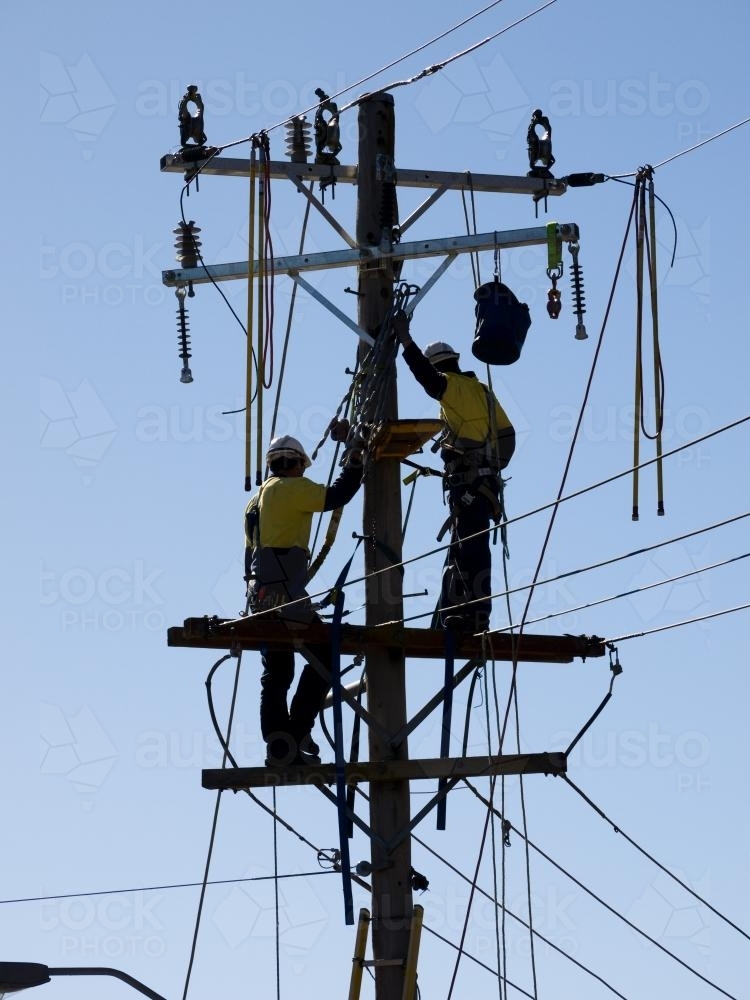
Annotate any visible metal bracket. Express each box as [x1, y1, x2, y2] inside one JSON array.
[[162, 225, 581, 287]]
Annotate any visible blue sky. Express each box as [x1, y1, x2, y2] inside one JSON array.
[[4, 1, 749, 998]]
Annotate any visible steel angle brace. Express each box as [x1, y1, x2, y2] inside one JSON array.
[[390, 658, 484, 749], [315, 783, 389, 850], [385, 777, 463, 854], [318, 773, 459, 858], [399, 182, 450, 236], [287, 174, 357, 248], [288, 271, 374, 346], [437, 628, 456, 831], [403, 253, 457, 317], [297, 642, 390, 743]]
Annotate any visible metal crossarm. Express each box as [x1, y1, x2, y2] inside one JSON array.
[[160, 153, 569, 197], [202, 752, 567, 789], [162, 224, 580, 286], [168, 616, 606, 662]]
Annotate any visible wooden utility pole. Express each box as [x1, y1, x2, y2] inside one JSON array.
[[161, 93, 595, 998], [356, 92, 413, 1000]]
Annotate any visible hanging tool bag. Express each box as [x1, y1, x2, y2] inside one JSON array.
[[471, 279, 531, 366]]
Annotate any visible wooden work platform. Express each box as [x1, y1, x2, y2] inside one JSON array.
[[168, 615, 605, 663], [203, 751, 566, 790], [370, 419, 443, 460]]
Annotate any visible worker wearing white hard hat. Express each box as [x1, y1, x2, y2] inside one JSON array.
[[395, 314, 515, 633], [244, 427, 366, 767]]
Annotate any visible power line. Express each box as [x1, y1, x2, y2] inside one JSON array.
[[608, 600, 750, 643], [610, 115, 750, 177], [411, 830, 632, 1000], [194, 0, 515, 158], [563, 776, 750, 944], [464, 781, 743, 1000], [224, 413, 750, 628], [0, 871, 333, 907], [490, 551, 750, 633], [340, 0, 558, 113], [353, 786, 632, 997], [421, 924, 535, 999], [399, 511, 750, 628]]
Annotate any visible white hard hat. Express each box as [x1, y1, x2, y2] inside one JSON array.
[[425, 341, 459, 365], [266, 435, 312, 468]]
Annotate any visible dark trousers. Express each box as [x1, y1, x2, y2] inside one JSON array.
[[440, 483, 495, 629], [260, 636, 331, 757]]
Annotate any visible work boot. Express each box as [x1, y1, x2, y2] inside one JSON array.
[[264, 734, 306, 768], [298, 733, 322, 765]]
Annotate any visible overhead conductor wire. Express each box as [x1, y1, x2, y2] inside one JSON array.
[[463, 782, 743, 1000], [215, 414, 750, 629]]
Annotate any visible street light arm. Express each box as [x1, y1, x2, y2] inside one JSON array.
[[47, 968, 168, 1000]]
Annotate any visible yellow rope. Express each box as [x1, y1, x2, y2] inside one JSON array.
[[244, 146, 257, 492], [647, 175, 665, 515], [632, 178, 645, 521], [256, 153, 266, 487]]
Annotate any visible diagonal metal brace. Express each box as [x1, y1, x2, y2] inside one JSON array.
[[297, 642, 391, 742], [315, 783, 389, 850], [390, 659, 484, 749], [288, 174, 357, 248], [385, 777, 462, 854], [288, 271, 374, 345]]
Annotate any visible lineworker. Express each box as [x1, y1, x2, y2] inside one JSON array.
[[394, 312, 515, 632], [244, 431, 365, 767]]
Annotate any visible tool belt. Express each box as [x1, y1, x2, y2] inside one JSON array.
[[246, 546, 315, 626]]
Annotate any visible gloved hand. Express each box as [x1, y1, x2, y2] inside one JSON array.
[[328, 417, 351, 443], [341, 422, 370, 468], [392, 309, 412, 347]]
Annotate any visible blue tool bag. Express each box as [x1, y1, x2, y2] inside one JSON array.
[[471, 279, 531, 366]]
